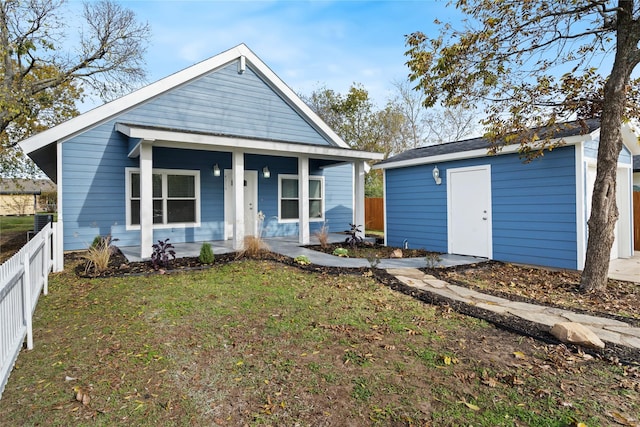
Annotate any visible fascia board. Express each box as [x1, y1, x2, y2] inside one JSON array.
[[19, 44, 348, 154], [117, 124, 383, 162], [373, 134, 590, 170]]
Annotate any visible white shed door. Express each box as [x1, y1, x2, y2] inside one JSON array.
[[447, 165, 492, 258]]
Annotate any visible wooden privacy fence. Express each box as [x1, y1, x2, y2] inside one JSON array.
[[634, 192, 640, 251], [365, 198, 384, 231], [0, 222, 55, 399]]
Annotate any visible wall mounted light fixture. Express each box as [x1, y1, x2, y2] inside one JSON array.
[[263, 166, 271, 178], [212, 164, 221, 177], [432, 165, 442, 185]]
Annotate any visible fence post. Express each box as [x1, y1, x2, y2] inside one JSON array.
[[43, 225, 49, 296], [22, 252, 33, 350]]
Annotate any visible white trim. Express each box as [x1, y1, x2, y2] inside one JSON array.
[[277, 174, 325, 223], [382, 169, 388, 247], [125, 167, 201, 231], [299, 156, 310, 244], [116, 124, 382, 162], [575, 143, 586, 270], [18, 44, 357, 155], [373, 134, 601, 171], [54, 142, 64, 272]]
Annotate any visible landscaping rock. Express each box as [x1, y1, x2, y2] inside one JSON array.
[[390, 249, 403, 258], [550, 322, 605, 349]]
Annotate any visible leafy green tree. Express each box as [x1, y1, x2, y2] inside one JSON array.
[[405, 0, 640, 292], [0, 0, 150, 176]]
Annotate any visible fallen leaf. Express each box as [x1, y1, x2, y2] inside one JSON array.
[[460, 400, 480, 411], [513, 351, 526, 359]]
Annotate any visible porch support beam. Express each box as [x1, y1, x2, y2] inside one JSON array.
[[354, 160, 366, 239], [298, 156, 310, 244], [139, 141, 154, 259], [232, 151, 245, 250]]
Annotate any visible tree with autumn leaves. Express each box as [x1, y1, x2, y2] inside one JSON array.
[[405, 0, 640, 292], [0, 0, 150, 175]]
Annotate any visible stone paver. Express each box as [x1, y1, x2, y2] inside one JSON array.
[[383, 267, 640, 351]]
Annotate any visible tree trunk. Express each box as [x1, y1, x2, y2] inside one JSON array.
[[580, 0, 637, 292]]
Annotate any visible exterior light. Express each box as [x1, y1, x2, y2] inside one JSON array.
[[263, 166, 270, 178], [213, 164, 221, 177], [432, 165, 442, 185]]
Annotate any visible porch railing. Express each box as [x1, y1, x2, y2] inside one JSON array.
[[0, 222, 55, 399]]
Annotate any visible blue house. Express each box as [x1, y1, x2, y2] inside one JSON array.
[[18, 44, 383, 269], [375, 119, 639, 270]]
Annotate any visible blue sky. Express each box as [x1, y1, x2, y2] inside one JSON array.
[[69, 0, 451, 110]]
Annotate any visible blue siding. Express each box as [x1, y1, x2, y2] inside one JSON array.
[[385, 165, 448, 252], [385, 146, 579, 269], [584, 139, 632, 164], [123, 63, 330, 146]]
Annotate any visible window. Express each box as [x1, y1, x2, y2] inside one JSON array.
[[126, 168, 200, 229], [278, 175, 324, 222]]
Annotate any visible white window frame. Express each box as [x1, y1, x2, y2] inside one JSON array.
[[125, 167, 201, 230], [278, 174, 324, 223]]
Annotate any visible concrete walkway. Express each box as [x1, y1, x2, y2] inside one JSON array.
[[387, 267, 640, 351]]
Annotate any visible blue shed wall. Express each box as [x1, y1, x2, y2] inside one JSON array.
[[385, 146, 579, 269]]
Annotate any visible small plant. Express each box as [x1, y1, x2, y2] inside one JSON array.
[[332, 247, 349, 257], [199, 242, 214, 264], [314, 221, 330, 249], [238, 235, 269, 259], [294, 255, 311, 265], [367, 255, 380, 268], [151, 238, 176, 270], [425, 252, 442, 269], [344, 223, 363, 247], [83, 235, 116, 275]]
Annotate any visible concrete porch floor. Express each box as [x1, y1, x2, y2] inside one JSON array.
[[117, 237, 640, 282]]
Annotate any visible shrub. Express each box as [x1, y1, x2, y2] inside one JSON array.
[[314, 222, 330, 249], [425, 252, 442, 269], [332, 247, 349, 257], [83, 235, 114, 275], [344, 223, 363, 247], [199, 242, 215, 264], [238, 235, 270, 259], [294, 255, 311, 265], [151, 238, 176, 270]]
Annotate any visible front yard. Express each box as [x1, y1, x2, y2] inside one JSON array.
[[0, 256, 638, 426]]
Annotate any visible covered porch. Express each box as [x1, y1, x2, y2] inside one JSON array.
[[118, 123, 383, 260]]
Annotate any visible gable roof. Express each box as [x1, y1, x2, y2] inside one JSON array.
[[375, 118, 640, 169], [19, 44, 350, 156]]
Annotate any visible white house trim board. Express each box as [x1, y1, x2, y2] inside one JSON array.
[[116, 124, 383, 162], [54, 142, 64, 272], [18, 44, 352, 156], [139, 142, 153, 259], [232, 151, 245, 250], [298, 156, 310, 244], [575, 143, 587, 270], [354, 161, 366, 237]]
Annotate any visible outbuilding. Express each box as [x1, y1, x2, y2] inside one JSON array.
[[374, 119, 638, 270]]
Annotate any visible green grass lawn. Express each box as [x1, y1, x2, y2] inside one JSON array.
[[0, 258, 636, 426], [0, 214, 37, 232]]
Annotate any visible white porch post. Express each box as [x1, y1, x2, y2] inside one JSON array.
[[298, 156, 310, 244], [139, 141, 153, 259], [54, 143, 64, 272], [354, 161, 366, 238], [232, 151, 245, 250]]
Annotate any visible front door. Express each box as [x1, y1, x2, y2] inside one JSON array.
[[447, 165, 492, 258], [224, 170, 258, 239]]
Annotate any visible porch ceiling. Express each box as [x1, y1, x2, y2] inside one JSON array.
[[117, 123, 384, 163]]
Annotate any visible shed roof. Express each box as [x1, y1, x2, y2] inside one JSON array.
[[376, 119, 603, 169]]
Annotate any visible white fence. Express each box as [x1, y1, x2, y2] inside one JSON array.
[[0, 222, 55, 399]]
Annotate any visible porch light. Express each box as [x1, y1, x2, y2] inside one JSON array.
[[432, 165, 442, 185], [262, 166, 270, 178], [213, 164, 221, 177]]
